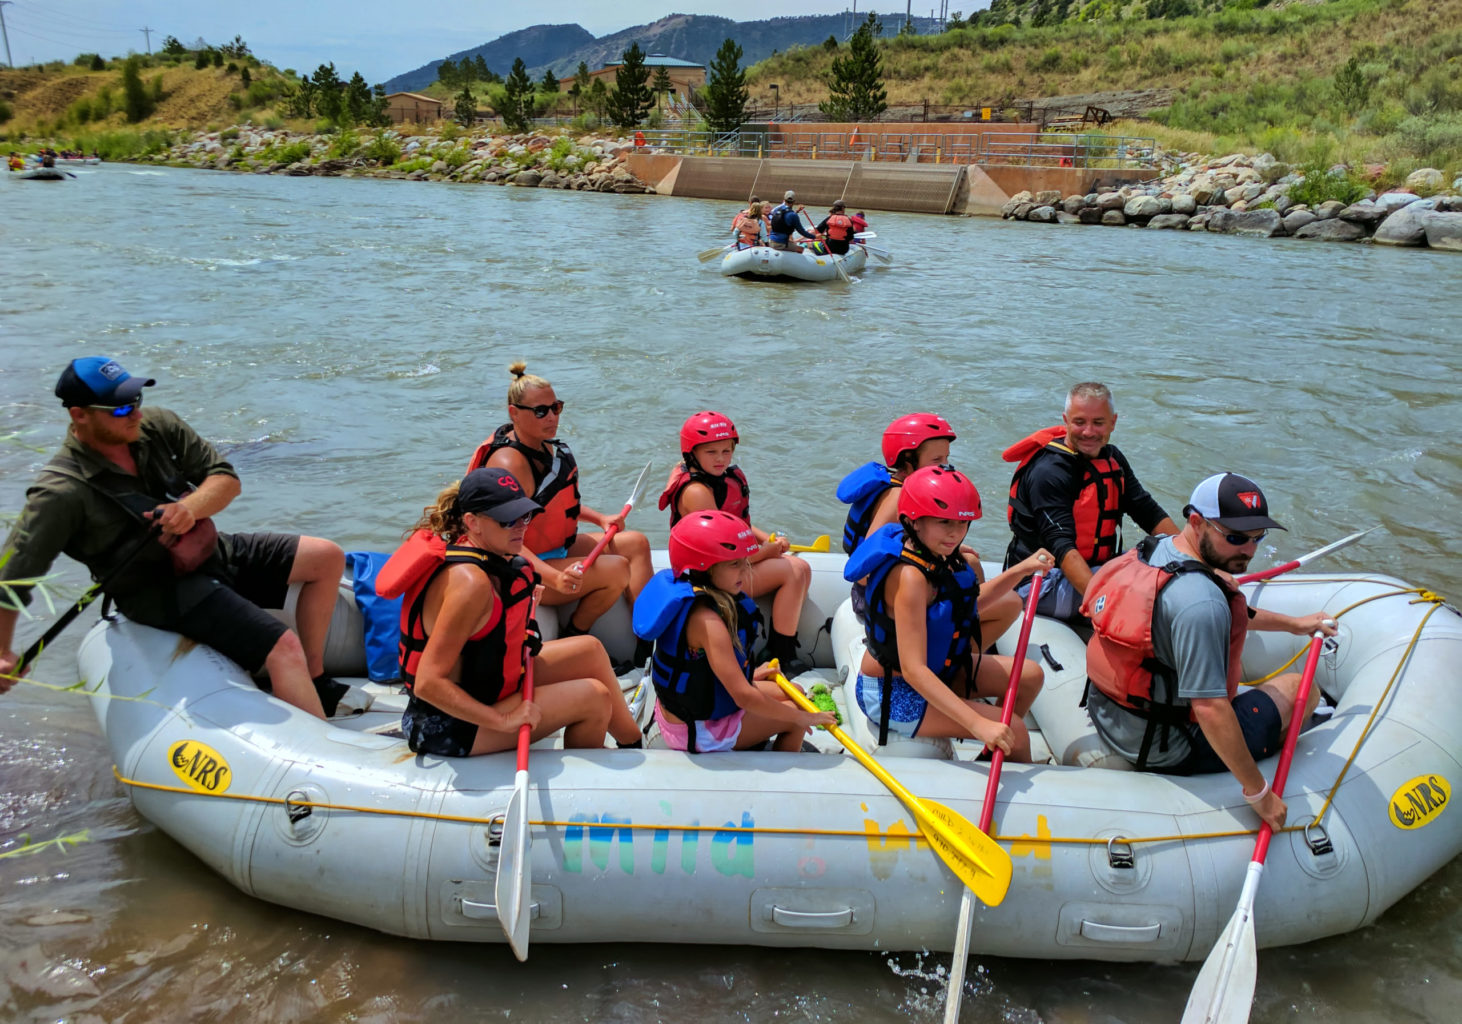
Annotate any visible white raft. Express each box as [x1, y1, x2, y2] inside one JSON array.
[[720, 244, 868, 282], [79, 552, 1461, 958]]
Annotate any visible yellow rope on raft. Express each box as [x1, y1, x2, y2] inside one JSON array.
[[108, 584, 1449, 852]]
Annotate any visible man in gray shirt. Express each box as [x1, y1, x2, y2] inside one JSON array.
[[1083, 472, 1336, 832]]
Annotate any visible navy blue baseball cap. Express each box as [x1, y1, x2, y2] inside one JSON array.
[[55, 357, 155, 408], [456, 468, 541, 525]]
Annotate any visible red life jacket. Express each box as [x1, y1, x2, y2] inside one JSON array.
[[468, 424, 581, 554], [826, 213, 853, 241], [378, 529, 537, 702], [1080, 537, 1248, 769], [1004, 425, 1125, 566], [658, 463, 751, 526]]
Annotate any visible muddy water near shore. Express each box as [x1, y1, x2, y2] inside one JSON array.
[[2, 165, 1460, 1023]]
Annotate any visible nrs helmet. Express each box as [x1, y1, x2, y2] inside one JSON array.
[[897, 465, 982, 521], [669, 510, 759, 576], [680, 411, 739, 457], [881, 413, 957, 468]]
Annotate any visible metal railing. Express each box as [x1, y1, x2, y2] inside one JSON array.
[[976, 132, 1156, 169]]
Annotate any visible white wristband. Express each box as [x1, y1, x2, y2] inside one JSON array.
[[1242, 779, 1271, 805]]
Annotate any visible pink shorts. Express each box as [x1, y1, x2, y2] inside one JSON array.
[[654, 703, 745, 753]]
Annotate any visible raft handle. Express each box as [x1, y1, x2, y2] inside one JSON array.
[[487, 814, 505, 847], [1105, 835, 1135, 870], [285, 791, 312, 825], [1303, 821, 1334, 857], [1039, 643, 1064, 672]]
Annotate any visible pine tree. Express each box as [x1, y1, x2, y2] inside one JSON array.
[[651, 65, 673, 105], [605, 43, 653, 129], [455, 85, 476, 127], [290, 72, 316, 118], [313, 62, 344, 124], [820, 14, 887, 122], [703, 38, 749, 134], [540, 68, 560, 94], [501, 57, 534, 132], [437, 58, 458, 91], [370, 83, 391, 127], [345, 71, 373, 126], [474, 56, 492, 84], [121, 56, 154, 122]]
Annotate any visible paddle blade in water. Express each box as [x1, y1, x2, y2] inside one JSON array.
[[1182, 885, 1259, 1023], [494, 773, 532, 961], [919, 799, 1013, 904]]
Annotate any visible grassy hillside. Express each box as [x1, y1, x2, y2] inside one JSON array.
[[753, 0, 1462, 175]]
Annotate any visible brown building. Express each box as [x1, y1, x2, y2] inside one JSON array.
[[384, 92, 445, 125], [559, 54, 706, 105]]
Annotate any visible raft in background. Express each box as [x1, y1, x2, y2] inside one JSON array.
[[79, 551, 1461, 959]]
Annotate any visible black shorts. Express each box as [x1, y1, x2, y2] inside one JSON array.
[[401, 693, 478, 758], [1178, 689, 1285, 775], [128, 532, 299, 674]]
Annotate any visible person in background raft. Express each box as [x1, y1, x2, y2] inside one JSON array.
[[469, 363, 654, 665], [0, 357, 355, 717], [838, 414, 1022, 642], [661, 411, 813, 675], [732, 201, 767, 249], [1082, 473, 1336, 831], [1003, 382, 1177, 623], [813, 200, 855, 256], [851, 211, 869, 236], [766, 190, 818, 253], [380, 468, 642, 757], [847, 466, 1050, 754], [634, 510, 835, 753]]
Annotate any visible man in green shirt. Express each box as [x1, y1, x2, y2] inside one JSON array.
[[0, 357, 350, 718]]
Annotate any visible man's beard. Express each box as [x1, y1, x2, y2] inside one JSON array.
[[1197, 530, 1251, 575]]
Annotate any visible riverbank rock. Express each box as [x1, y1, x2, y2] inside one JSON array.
[[512, 170, 542, 187], [1147, 214, 1190, 230], [1282, 210, 1317, 234], [1374, 191, 1422, 213], [1101, 210, 1126, 226], [1423, 212, 1462, 251], [1293, 219, 1366, 242], [1124, 195, 1164, 219], [1338, 201, 1387, 226], [1209, 209, 1284, 237], [1405, 168, 1445, 193], [1373, 199, 1437, 246], [1315, 200, 1346, 220]]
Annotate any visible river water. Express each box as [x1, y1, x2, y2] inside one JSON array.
[[2, 164, 1459, 1022]]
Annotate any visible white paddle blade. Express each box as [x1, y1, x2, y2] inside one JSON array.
[[494, 771, 532, 960], [942, 888, 977, 1024], [1182, 863, 1264, 1024]]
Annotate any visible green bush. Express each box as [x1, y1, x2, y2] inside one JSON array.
[[363, 131, 401, 165], [65, 128, 173, 160], [328, 130, 359, 158], [0, 99, 12, 124], [277, 140, 311, 163], [438, 145, 471, 167], [1288, 161, 1368, 207], [221, 126, 241, 141]]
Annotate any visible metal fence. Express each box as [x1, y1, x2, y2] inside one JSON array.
[[634, 128, 1155, 169]]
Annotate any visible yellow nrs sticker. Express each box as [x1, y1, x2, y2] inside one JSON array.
[[1388, 774, 1449, 830], [167, 739, 232, 794]]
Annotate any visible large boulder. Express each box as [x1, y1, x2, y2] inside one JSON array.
[[1282, 210, 1317, 234], [1405, 168, 1445, 193], [1061, 194, 1086, 215], [1293, 219, 1366, 242], [1223, 184, 1249, 205], [1422, 211, 1462, 251], [1206, 209, 1234, 233], [1124, 195, 1164, 219], [1078, 207, 1105, 225], [1035, 189, 1062, 206], [1172, 194, 1197, 216], [1314, 200, 1346, 220], [1097, 191, 1127, 211], [1101, 210, 1126, 226], [1147, 214, 1191, 230], [512, 170, 542, 187], [1217, 209, 1285, 237], [1240, 182, 1265, 203], [1190, 177, 1221, 205], [1338, 201, 1387, 226], [1009, 202, 1035, 220], [1373, 199, 1438, 246], [1028, 205, 1058, 223], [1374, 191, 1421, 213]]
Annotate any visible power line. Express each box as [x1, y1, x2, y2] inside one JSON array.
[[0, 2, 13, 68]]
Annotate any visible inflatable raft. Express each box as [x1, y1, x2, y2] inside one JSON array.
[[16, 167, 67, 181], [720, 245, 867, 282], [78, 551, 1461, 959]]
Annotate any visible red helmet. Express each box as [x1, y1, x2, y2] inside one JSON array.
[[680, 411, 738, 457], [881, 413, 957, 467], [898, 465, 982, 521], [669, 510, 759, 575]]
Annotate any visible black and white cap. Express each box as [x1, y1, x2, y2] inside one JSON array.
[[1184, 472, 1286, 532]]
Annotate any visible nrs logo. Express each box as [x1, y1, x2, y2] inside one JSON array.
[[1388, 774, 1449, 830], [1092, 595, 1107, 614], [168, 739, 232, 794]]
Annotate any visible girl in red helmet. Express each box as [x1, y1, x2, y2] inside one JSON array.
[[632, 511, 836, 753], [659, 411, 813, 674], [839, 413, 1023, 644], [843, 466, 1051, 755]]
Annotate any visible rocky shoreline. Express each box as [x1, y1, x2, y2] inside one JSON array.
[[1001, 153, 1462, 252], [141, 126, 656, 193]]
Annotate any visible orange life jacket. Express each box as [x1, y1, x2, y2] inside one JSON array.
[[1004, 425, 1125, 565], [1080, 537, 1248, 769], [378, 529, 537, 701], [733, 212, 762, 245], [468, 425, 580, 554], [658, 463, 751, 526], [826, 213, 853, 241]]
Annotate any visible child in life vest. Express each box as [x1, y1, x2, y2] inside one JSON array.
[[846, 465, 1050, 754], [659, 411, 814, 675], [381, 468, 642, 757], [633, 511, 836, 753], [732, 201, 767, 248], [839, 413, 1023, 642]]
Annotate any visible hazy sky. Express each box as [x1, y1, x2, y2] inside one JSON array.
[[0, 2, 940, 84]]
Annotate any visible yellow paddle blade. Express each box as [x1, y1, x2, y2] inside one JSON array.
[[770, 669, 1014, 904], [788, 534, 831, 553]]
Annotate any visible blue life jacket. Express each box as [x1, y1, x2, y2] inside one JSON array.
[[836, 461, 895, 555], [633, 569, 762, 751], [345, 550, 404, 682], [844, 523, 981, 744]]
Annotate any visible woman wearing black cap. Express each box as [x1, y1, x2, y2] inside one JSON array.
[[381, 468, 642, 757]]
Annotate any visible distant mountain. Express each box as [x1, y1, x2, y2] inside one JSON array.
[[383, 10, 940, 93]]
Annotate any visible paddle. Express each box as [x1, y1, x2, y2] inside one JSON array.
[[495, 588, 543, 961], [1236, 526, 1377, 585], [767, 533, 831, 554], [854, 231, 877, 240], [1180, 624, 1331, 1024], [575, 459, 654, 572], [943, 569, 1045, 1024], [13, 520, 163, 679], [771, 668, 1013, 903], [697, 242, 736, 262], [798, 211, 853, 283]]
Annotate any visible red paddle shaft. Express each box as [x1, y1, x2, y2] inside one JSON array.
[[1251, 630, 1326, 862], [578, 502, 630, 571], [514, 593, 543, 773], [978, 572, 1045, 833]]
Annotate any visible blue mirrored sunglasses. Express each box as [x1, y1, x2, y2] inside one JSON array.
[[88, 394, 143, 417]]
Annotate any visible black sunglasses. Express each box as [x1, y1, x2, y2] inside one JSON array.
[[88, 394, 143, 418], [513, 400, 564, 419], [1208, 520, 1266, 546]]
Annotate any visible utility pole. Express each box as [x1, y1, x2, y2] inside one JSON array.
[[905, 1, 912, 34], [0, 2, 14, 69], [139, 26, 153, 55]]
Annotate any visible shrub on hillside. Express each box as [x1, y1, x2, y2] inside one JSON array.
[[121, 56, 154, 122], [0, 99, 12, 124], [1288, 162, 1369, 207], [363, 131, 400, 165]]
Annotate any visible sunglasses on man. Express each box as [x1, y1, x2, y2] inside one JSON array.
[[513, 400, 565, 419], [1207, 520, 1266, 547], [88, 394, 144, 418]]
